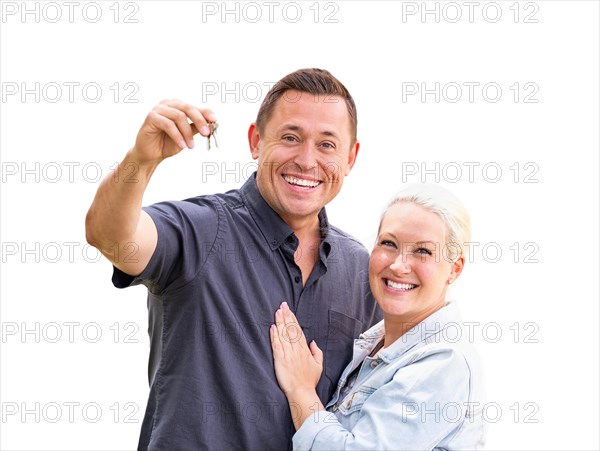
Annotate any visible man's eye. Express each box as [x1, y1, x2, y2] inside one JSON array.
[[321, 142, 335, 149], [282, 135, 298, 142]]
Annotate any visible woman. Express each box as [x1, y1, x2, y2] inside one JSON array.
[[270, 184, 486, 450]]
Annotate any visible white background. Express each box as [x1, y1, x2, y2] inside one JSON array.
[[1, 1, 598, 449]]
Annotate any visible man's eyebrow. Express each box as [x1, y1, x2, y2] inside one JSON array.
[[321, 130, 340, 139], [279, 124, 303, 133], [278, 124, 341, 139]]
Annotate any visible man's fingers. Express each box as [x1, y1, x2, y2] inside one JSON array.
[[146, 111, 187, 150], [153, 104, 197, 149], [193, 108, 218, 135], [159, 99, 216, 137]]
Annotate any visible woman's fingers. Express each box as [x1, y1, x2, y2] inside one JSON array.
[[270, 324, 283, 359], [273, 302, 315, 360], [310, 341, 324, 367], [273, 303, 303, 355], [274, 307, 290, 355], [271, 303, 323, 394], [280, 302, 305, 345]]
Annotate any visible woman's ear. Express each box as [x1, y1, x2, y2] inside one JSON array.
[[448, 256, 465, 284]]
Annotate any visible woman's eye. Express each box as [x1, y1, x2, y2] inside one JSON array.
[[380, 240, 396, 248], [415, 247, 432, 256]]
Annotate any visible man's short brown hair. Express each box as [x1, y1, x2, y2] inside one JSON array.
[[256, 68, 358, 141]]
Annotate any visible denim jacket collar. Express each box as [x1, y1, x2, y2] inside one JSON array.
[[354, 302, 461, 356]]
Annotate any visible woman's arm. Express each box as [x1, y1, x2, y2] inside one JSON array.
[[270, 302, 326, 430], [270, 306, 481, 450], [293, 347, 476, 450]]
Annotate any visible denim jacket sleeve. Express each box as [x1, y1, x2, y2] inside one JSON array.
[[292, 344, 480, 450]]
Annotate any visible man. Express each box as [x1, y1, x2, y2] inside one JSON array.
[[86, 68, 382, 450]]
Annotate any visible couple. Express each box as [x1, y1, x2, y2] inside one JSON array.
[[86, 68, 485, 450]]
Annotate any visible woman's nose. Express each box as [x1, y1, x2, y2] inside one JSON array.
[[389, 253, 411, 273]]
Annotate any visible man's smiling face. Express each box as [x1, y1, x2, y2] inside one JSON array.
[[248, 90, 359, 226]]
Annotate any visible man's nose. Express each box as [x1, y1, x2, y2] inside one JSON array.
[[294, 141, 319, 171]]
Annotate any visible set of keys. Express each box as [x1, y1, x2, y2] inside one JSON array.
[[206, 122, 219, 150]]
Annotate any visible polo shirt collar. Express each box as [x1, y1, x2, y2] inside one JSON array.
[[240, 172, 331, 252]]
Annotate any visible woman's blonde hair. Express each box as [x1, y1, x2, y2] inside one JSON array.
[[382, 184, 472, 262]]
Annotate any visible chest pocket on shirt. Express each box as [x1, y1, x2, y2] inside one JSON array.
[[337, 386, 376, 416], [325, 310, 363, 385]]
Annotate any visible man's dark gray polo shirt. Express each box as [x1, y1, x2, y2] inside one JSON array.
[[113, 173, 382, 451]]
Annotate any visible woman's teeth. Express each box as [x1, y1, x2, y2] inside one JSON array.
[[386, 280, 417, 291]]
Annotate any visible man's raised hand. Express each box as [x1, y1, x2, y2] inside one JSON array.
[[131, 99, 217, 165]]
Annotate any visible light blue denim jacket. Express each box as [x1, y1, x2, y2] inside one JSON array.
[[293, 302, 486, 450]]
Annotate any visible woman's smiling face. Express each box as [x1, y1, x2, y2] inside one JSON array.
[[369, 202, 463, 326]]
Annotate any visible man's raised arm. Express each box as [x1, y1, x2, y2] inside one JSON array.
[[85, 100, 216, 276]]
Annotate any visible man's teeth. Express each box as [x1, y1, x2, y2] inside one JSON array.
[[284, 176, 320, 188], [386, 280, 417, 291]]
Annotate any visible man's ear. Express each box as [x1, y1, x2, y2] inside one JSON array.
[[248, 123, 260, 160], [345, 140, 360, 176]]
